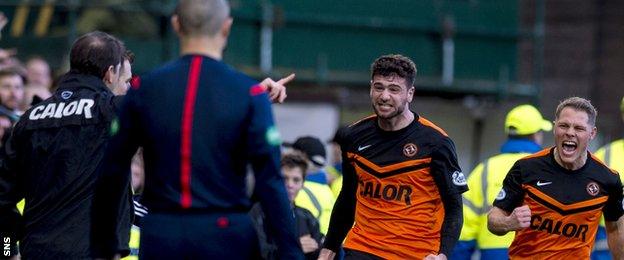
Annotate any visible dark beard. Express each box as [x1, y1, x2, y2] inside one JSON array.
[[372, 103, 403, 119]]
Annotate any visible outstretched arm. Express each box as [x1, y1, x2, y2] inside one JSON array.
[[260, 73, 295, 104], [247, 84, 302, 259]]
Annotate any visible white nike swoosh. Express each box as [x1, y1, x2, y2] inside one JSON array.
[[358, 144, 372, 151], [536, 181, 552, 186]]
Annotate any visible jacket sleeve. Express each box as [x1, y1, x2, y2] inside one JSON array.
[[91, 91, 141, 258], [0, 126, 24, 257], [246, 87, 303, 260], [303, 208, 323, 259], [303, 208, 324, 247]]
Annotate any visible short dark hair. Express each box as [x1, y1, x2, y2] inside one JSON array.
[[370, 54, 417, 87], [0, 66, 26, 84], [69, 31, 126, 78], [281, 151, 308, 179], [174, 0, 230, 36], [555, 97, 597, 126], [125, 50, 135, 64], [121, 50, 135, 74]]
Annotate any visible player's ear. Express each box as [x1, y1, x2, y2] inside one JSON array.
[[103, 65, 115, 84], [171, 15, 182, 36], [589, 126, 597, 140], [221, 17, 233, 38]]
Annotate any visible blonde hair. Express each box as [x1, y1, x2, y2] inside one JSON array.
[[555, 97, 597, 126]]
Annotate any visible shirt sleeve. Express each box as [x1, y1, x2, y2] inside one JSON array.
[[246, 86, 303, 260], [431, 137, 468, 195], [492, 161, 525, 213], [430, 137, 466, 255], [323, 136, 358, 253], [602, 174, 624, 222]]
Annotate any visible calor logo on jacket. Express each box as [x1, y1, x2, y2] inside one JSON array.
[[29, 99, 95, 120]]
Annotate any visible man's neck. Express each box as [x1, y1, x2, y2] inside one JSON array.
[[377, 110, 415, 131], [553, 147, 587, 171], [179, 36, 223, 60]]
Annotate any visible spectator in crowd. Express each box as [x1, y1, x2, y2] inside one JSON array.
[[0, 48, 21, 71], [327, 126, 346, 197], [251, 151, 324, 260], [0, 11, 6, 39], [290, 136, 329, 184], [131, 148, 145, 195], [123, 148, 147, 260], [0, 113, 12, 145], [451, 104, 551, 260], [22, 57, 53, 110], [0, 67, 25, 115], [25, 57, 52, 89], [288, 136, 336, 235]]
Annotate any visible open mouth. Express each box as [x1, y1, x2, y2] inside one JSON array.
[[377, 103, 392, 109], [561, 141, 577, 155]]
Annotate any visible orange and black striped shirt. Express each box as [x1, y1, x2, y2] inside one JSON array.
[[323, 114, 468, 259], [493, 148, 624, 259]]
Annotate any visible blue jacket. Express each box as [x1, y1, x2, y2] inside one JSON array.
[[92, 55, 302, 258]]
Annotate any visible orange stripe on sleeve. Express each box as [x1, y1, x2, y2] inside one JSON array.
[[520, 148, 551, 160], [418, 117, 448, 137]]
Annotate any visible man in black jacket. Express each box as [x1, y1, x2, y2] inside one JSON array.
[[0, 31, 133, 259]]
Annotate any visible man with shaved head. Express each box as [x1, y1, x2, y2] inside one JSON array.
[[92, 0, 302, 259]]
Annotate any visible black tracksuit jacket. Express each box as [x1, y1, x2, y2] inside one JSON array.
[[0, 72, 131, 259]]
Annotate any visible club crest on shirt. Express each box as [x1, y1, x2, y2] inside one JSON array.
[[403, 143, 417, 157], [495, 189, 506, 200], [452, 171, 467, 186], [586, 182, 600, 196]]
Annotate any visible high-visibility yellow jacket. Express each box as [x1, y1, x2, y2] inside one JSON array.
[[17, 199, 24, 214], [121, 225, 140, 260], [330, 175, 342, 198], [595, 139, 624, 182], [460, 153, 530, 248], [593, 139, 624, 252], [295, 181, 336, 235]]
